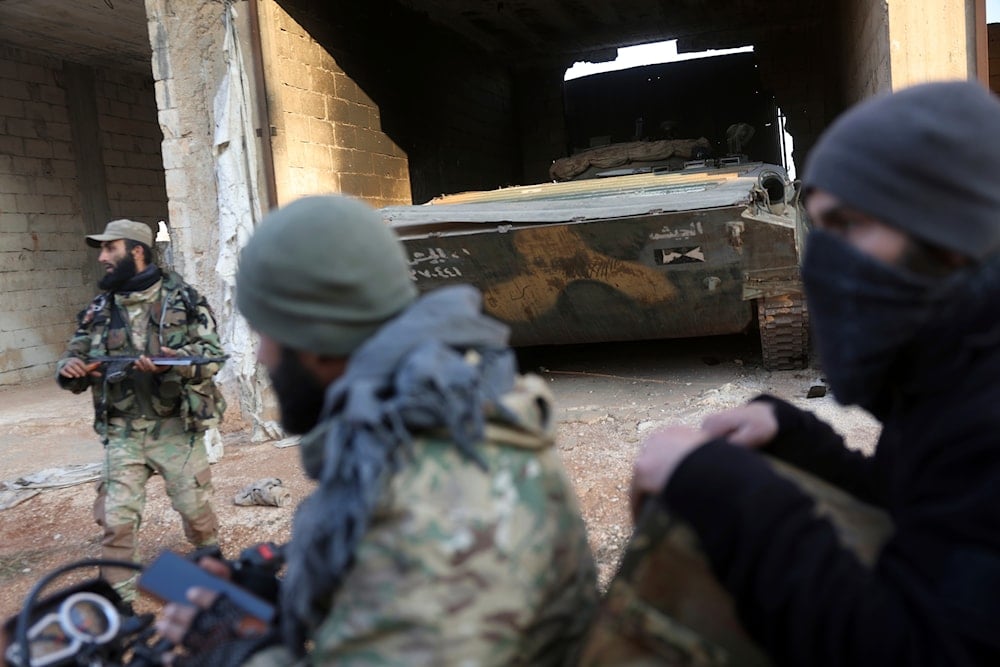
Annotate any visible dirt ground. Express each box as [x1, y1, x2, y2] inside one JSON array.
[[0, 334, 881, 623]]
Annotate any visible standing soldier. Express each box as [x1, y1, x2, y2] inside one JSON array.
[[56, 219, 226, 605]]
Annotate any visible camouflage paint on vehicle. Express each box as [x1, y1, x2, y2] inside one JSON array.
[[381, 163, 809, 370]]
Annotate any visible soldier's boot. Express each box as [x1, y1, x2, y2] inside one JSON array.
[[99, 523, 139, 604], [576, 456, 893, 667], [181, 506, 220, 552]]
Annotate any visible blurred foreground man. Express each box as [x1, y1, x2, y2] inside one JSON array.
[[159, 195, 597, 666], [57, 219, 224, 604], [629, 81, 1000, 665]]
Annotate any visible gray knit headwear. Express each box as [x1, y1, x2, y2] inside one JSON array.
[[802, 81, 1000, 261], [236, 195, 418, 355]]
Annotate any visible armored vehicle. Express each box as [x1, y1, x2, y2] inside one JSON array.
[[380, 160, 809, 370]]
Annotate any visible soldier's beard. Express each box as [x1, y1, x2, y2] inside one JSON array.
[[98, 255, 138, 292], [269, 347, 327, 435]]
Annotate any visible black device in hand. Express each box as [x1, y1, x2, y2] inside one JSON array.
[[137, 551, 275, 625]]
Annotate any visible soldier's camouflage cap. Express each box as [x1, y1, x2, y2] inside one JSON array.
[[86, 219, 154, 248]]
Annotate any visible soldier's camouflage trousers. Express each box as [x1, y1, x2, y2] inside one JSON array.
[[576, 456, 894, 667], [93, 416, 219, 602]]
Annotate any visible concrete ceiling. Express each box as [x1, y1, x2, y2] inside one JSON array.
[[0, 0, 821, 77], [389, 0, 821, 65], [0, 0, 150, 73]]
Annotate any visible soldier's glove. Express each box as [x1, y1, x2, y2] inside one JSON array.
[[180, 594, 270, 655]]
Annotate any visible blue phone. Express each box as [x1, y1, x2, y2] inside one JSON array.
[[137, 550, 275, 624]]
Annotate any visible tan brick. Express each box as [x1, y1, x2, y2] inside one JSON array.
[[33, 177, 73, 196], [310, 67, 337, 96], [17, 62, 49, 84], [327, 96, 351, 124], [333, 73, 359, 101], [308, 117, 336, 145], [44, 195, 74, 215], [282, 113, 311, 141], [302, 142, 331, 168], [0, 96, 25, 117], [335, 123, 359, 148], [23, 139, 53, 159], [6, 118, 37, 138], [49, 159, 76, 178], [344, 102, 371, 128], [36, 84, 65, 106], [300, 90, 327, 119], [282, 64, 312, 91], [46, 123, 72, 143], [14, 194, 44, 213]]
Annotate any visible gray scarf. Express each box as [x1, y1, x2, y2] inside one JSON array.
[[279, 285, 517, 650]]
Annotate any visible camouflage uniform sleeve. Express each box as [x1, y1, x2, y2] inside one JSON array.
[[308, 438, 598, 666], [171, 285, 226, 380], [55, 306, 97, 394]]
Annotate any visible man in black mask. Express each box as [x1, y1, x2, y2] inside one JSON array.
[[628, 80, 1000, 665], [57, 219, 226, 605]]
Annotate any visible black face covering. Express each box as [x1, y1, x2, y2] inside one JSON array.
[[801, 229, 944, 418]]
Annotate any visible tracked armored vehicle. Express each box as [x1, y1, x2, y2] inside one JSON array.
[[380, 160, 809, 370]]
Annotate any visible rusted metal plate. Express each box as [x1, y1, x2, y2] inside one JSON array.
[[381, 163, 805, 350]]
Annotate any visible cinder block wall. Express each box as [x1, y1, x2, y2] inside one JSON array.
[[262, 1, 412, 208], [97, 71, 170, 222], [0, 46, 167, 386], [260, 0, 521, 206]]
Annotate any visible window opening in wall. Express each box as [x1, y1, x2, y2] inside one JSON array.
[[777, 107, 796, 180], [155, 220, 174, 271], [156, 220, 171, 243], [565, 39, 753, 81]]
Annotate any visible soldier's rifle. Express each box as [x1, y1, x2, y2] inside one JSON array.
[[84, 355, 229, 383]]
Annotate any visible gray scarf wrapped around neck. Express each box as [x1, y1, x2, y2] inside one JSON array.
[[280, 285, 518, 650]]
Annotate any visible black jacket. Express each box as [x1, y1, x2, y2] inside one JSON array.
[[662, 286, 1000, 665]]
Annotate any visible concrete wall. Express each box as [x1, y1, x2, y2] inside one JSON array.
[[887, 0, 975, 88], [840, 0, 891, 104], [0, 45, 167, 386], [259, 0, 411, 207]]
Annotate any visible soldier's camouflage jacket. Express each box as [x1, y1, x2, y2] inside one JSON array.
[[245, 374, 599, 667], [56, 270, 226, 436]]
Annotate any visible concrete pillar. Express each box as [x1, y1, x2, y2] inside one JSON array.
[[144, 0, 274, 440], [887, 0, 977, 88]]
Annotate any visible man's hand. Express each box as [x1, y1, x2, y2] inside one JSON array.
[[630, 425, 709, 520], [134, 346, 179, 374], [59, 357, 103, 379], [155, 557, 232, 649], [157, 587, 221, 648], [700, 402, 779, 448]]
